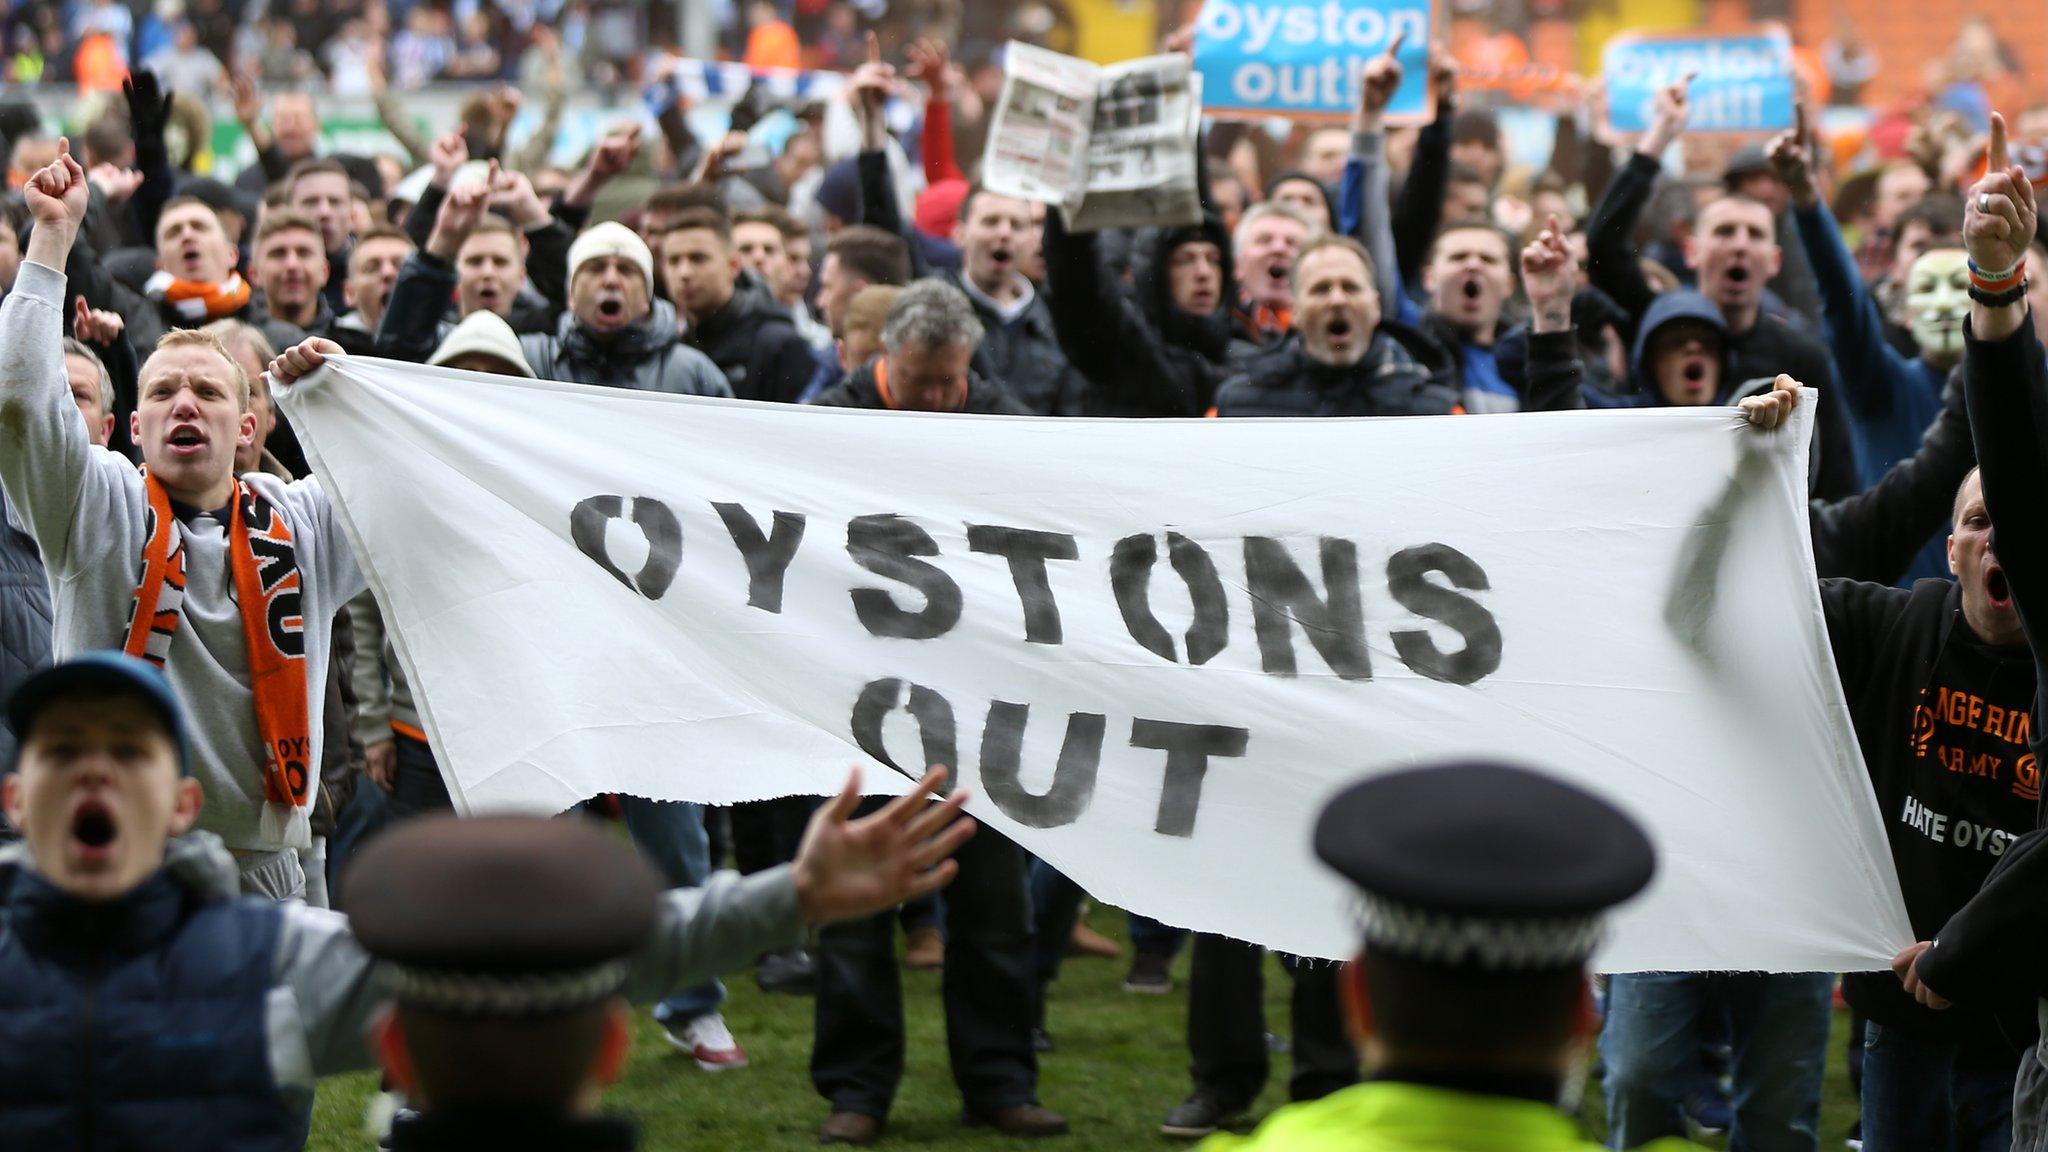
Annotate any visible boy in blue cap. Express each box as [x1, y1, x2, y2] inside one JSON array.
[[0, 651, 977, 1151]]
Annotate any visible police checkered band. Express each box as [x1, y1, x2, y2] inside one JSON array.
[[387, 959, 632, 1016], [1356, 893, 1606, 971]]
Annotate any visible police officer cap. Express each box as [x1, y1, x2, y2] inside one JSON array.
[[1314, 760, 1656, 971], [341, 814, 663, 1016]]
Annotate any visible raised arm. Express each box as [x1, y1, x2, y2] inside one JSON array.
[[376, 180, 485, 361], [1521, 215, 1589, 411], [368, 48, 434, 169], [1961, 113, 2048, 680], [507, 34, 570, 176], [1809, 370, 1973, 582], [1340, 33, 1407, 313], [1772, 104, 1930, 427], [1390, 45, 1458, 291], [1908, 120, 2048, 1014], [906, 39, 964, 184], [849, 38, 932, 278], [559, 124, 643, 218], [487, 165, 570, 314], [124, 71, 176, 247], [1586, 73, 1693, 331], [1041, 210, 1198, 415]]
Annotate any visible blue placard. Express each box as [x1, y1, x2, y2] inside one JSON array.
[[1603, 28, 1796, 135], [1194, 0, 1432, 122]]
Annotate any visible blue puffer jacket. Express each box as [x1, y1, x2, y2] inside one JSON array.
[[0, 839, 296, 1151], [0, 487, 51, 773]]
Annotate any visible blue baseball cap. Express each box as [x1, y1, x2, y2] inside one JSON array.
[[6, 653, 191, 775]]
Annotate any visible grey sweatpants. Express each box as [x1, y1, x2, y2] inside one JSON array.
[[235, 847, 308, 902]]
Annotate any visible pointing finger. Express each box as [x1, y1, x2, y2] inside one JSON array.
[[1384, 28, 1405, 60], [865, 30, 881, 67], [1795, 101, 1809, 147], [1989, 112, 2009, 176]]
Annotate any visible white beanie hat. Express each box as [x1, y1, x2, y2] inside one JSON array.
[[567, 221, 655, 291], [428, 310, 536, 377]]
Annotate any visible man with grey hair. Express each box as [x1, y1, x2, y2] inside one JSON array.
[[802, 277, 1055, 1145], [807, 279, 1031, 414]]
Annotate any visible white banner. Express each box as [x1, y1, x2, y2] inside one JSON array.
[[278, 358, 1912, 971]]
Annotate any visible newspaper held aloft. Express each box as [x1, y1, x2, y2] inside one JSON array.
[[981, 42, 1204, 233]]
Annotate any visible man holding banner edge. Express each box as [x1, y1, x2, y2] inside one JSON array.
[[1729, 112, 2043, 1152]]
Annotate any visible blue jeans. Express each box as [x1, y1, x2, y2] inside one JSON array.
[[324, 766, 390, 893], [1601, 972, 1831, 1151], [615, 796, 724, 1023], [1860, 1021, 2015, 1152]]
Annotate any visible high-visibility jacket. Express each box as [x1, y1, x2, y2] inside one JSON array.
[[1197, 1081, 1710, 1152]]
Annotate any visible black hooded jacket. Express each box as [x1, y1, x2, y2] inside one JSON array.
[[1042, 211, 1234, 417], [1826, 575, 2038, 1043], [806, 357, 1033, 415], [1896, 321, 2048, 1045], [681, 270, 818, 403]]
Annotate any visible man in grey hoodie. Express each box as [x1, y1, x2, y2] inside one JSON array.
[[0, 141, 359, 898]]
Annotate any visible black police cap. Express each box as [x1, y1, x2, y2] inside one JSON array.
[[341, 815, 663, 1016], [1314, 761, 1656, 970]]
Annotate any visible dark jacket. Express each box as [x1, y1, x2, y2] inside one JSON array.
[[1586, 153, 1859, 499], [1910, 315, 2048, 1038], [1392, 96, 1455, 297], [1042, 210, 1233, 417], [1211, 332, 1460, 418], [402, 183, 575, 324], [1626, 291, 1729, 402], [519, 302, 732, 396], [0, 487, 49, 774], [1494, 287, 1636, 406], [0, 848, 292, 1150], [807, 357, 1033, 414], [1811, 371, 1974, 586], [851, 148, 1091, 415], [682, 271, 819, 403], [949, 272, 1092, 416], [372, 251, 563, 365]]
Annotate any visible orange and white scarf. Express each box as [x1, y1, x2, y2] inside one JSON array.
[[126, 471, 312, 848], [143, 270, 254, 322]]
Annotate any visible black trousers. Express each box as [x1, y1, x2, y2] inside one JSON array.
[[389, 733, 454, 820], [1187, 934, 1358, 1107], [729, 795, 816, 875], [811, 799, 1040, 1118]]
